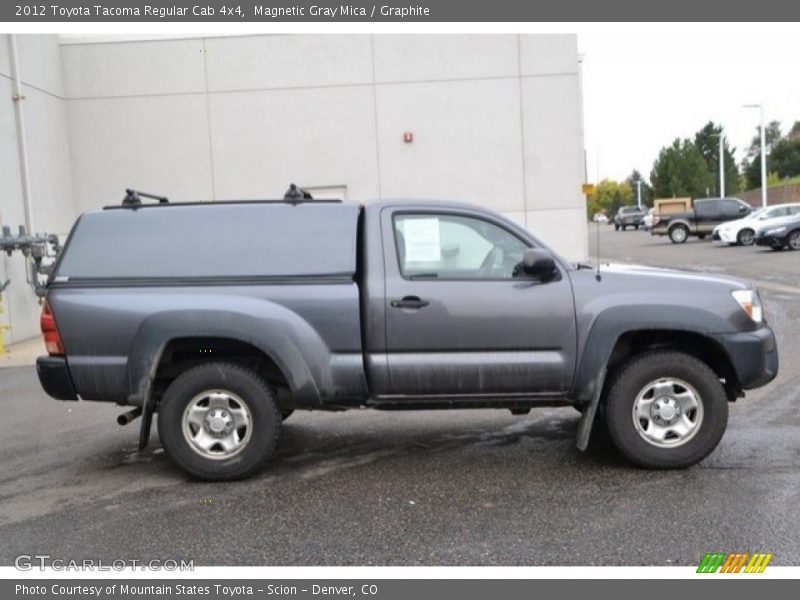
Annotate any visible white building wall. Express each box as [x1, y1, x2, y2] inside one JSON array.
[[0, 33, 587, 345], [0, 35, 75, 346]]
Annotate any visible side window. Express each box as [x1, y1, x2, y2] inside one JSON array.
[[789, 206, 800, 216], [720, 200, 744, 217], [768, 207, 788, 219], [695, 201, 717, 217], [393, 214, 529, 280]]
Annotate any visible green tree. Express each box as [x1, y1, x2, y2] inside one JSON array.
[[625, 170, 654, 207], [745, 120, 782, 160], [743, 156, 762, 190], [769, 138, 800, 179], [586, 179, 633, 219], [693, 122, 740, 195], [650, 138, 713, 199]]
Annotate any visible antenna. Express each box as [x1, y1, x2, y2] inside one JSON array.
[[595, 217, 602, 282]]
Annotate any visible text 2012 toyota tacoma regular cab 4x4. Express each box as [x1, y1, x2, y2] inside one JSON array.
[[36, 193, 778, 480]]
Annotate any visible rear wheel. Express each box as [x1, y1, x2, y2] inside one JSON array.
[[604, 351, 728, 469], [737, 228, 755, 246], [788, 230, 800, 251], [157, 362, 281, 481], [669, 225, 689, 244]]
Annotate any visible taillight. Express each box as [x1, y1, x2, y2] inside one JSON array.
[[41, 300, 66, 355]]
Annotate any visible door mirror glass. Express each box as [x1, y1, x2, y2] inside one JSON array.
[[522, 249, 557, 280]]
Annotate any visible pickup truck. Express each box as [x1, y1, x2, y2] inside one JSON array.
[[613, 205, 647, 231], [36, 195, 778, 480], [651, 197, 753, 243]]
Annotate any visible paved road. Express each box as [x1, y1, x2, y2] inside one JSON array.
[[1, 229, 798, 566]]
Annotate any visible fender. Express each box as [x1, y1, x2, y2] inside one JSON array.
[[123, 288, 370, 408], [572, 304, 737, 450], [666, 219, 692, 231]]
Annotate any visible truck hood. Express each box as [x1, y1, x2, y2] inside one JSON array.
[[596, 262, 751, 291], [570, 262, 757, 334]]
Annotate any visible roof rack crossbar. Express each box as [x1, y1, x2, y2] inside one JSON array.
[[123, 189, 169, 206]]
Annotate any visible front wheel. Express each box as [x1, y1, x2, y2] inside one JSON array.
[[737, 229, 755, 246], [788, 230, 800, 251], [157, 363, 281, 481], [604, 351, 728, 469]]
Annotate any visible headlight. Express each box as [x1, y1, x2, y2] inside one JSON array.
[[764, 226, 787, 236], [732, 289, 763, 323]]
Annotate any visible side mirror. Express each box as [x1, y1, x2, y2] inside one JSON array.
[[522, 249, 557, 280], [739, 205, 749, 213]]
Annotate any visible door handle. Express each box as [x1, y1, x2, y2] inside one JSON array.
[[391, 296, 429, 309]]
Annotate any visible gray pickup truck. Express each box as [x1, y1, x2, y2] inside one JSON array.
[[36, 195, 778, 480]]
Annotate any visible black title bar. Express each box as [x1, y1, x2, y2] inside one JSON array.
[[4, 0, 800, 22]]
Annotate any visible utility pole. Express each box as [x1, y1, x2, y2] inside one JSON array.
[[743, 104, 768, 208]]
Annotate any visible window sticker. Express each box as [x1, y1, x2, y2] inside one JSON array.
[[403, 218, 441, 262]]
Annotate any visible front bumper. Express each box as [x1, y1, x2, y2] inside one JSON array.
[[36, 356, 79, 401], [713, 325, 779, 390], [715, 229, 736, 243], [755, 234, 785, 248]]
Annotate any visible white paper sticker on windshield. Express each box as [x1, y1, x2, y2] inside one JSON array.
[[403, 218, 441, 262]]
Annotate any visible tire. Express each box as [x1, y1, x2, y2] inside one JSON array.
[[788, 230, 800, 251], [604, 351, 728, 469], [614, 224, 620, 231], [771, 245, 785, 251], [737, 228, 755, 246], [635, 225, 640, 230], [622, 225, 627, 231], [669, 224, 689, 244], [157, 362, 281, 481]]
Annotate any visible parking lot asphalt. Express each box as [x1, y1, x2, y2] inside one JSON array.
[[1, 228, 798, 566]]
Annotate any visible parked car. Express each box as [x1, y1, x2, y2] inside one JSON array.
[[593, 212, 609, 224], [651, 197, 752, 244], [614, 205, 647, 230], [643, 208, 656, 231], [37, 192, 778, 480], [754, 212, 800, 251], [713, 203, 800, 246]]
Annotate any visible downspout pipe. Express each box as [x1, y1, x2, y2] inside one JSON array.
[[8, 34, 35, 235]]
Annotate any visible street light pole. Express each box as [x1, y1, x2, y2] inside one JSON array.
[[635, 179, 642, 208], [718, 134, 725, 198], [744, 104, 768, 208], [711, 132, 726, 197]]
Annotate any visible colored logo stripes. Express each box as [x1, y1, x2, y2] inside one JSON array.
[[697, 552, 773, 573]]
